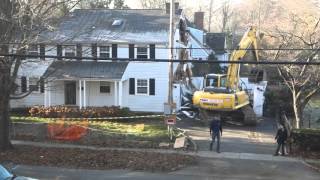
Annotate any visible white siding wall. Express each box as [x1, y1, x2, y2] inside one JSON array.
[[50, 80, 65, 106], [189, 37, 209, 60], [118, 46, 129, 58], [121, 47, 169, 112], [82, 46, 91, 58], [49, 80, 116, 106], [10, 93, 44, 108], [85, 81, 115, 106]]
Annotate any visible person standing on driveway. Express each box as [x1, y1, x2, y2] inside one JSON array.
[[274, 124, 288, 156], [210, 116, 223, 153]]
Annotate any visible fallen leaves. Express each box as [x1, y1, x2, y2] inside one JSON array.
[[0, 145, 196, 172]]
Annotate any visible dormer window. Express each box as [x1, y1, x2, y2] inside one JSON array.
[[112, 19, 123, 26], [63, 45, 76, 57]]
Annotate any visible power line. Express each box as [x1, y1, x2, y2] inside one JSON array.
[[1, 53, 320, 65], [1, 43, 319, 51]]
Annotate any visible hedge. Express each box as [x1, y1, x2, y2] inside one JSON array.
[[291, 128, 320, 151]]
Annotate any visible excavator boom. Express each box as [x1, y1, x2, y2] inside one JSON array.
[[226, 26, 259, 90]]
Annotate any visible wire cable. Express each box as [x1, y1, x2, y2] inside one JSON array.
[[1, 53, 320, 65]]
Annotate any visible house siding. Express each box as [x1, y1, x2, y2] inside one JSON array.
[[11, 93, 44, 108], [121, 47, 169, 112], [48, 80, 116, 107]]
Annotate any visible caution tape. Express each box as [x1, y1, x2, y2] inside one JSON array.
[[11, 114, 165, 122]]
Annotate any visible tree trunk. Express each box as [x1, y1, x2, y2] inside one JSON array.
[[292, 95, 301, 129], [0, 65, 13, 151]]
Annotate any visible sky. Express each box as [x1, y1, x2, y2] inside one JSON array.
[[125, 0, 243, 9]]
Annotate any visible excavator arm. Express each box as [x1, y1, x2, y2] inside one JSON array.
[[226, 26, 259, 90]]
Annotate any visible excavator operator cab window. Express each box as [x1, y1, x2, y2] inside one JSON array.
[[220, 76, 227, 87], [205, 77, 219, 87]]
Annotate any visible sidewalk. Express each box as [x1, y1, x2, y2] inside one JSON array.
[[12, 140, 300, 162]]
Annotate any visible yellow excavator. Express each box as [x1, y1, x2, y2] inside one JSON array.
[[192, 26, 263, 125]]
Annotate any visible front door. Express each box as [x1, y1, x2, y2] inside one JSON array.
[[65, 81, 76, 105]]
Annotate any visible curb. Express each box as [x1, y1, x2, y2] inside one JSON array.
[[11, 140, 300, 162], [301, 159, 320, 172]]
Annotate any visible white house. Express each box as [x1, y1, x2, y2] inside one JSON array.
[[11, 6, 208, 113]]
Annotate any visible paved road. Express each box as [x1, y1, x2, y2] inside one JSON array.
[[177, 117, 277, 154], [10, 158, 320, 180]]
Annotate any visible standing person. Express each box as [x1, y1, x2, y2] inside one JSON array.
[[274, 124, 288, 156], [210, 115, 223, 153]]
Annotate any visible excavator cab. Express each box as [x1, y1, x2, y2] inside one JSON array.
[[203, 74, 233, 94], [204, 74, 226, 88]]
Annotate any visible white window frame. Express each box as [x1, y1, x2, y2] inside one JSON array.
[[136, 46, 149, 59], [98, 46, 111, 60], [100, 81, 111, 94], [28, 77, 40, 93], [63, 45, 76, 57], [136, 79, 149, 95]]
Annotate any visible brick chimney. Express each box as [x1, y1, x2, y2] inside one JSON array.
[[166, 2, 180, 14], [194, 12, 204, 30]]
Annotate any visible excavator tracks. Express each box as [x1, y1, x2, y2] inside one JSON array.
[[241, 105, 258, 126]]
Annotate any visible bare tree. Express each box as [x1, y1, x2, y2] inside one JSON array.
[[79, 0, 128, 9], [0, 0, 79, 151], [220, 0, 232, 32], [139, 0, 167, 9], [267, 15, 320, 129]]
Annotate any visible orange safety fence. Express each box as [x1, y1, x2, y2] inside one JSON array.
[[47, 120, 89, 141]]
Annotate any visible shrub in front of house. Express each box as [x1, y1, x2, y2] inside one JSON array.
[[29, 106, 133, 118], [291, 128, 320, 151]]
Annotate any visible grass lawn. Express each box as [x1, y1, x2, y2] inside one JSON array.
[[11, 116, 168, 140]]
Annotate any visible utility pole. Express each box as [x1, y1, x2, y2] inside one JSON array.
[[208, 0, 214, 32], [167, 0, 175, 114]]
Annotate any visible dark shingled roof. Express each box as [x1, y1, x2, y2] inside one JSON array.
[[43, 61, 128, 80], [40, 9, 172, 44], [205, 33, 226, 54]]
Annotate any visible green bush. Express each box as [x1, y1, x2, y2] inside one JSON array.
[[291, 128, 320, 151]]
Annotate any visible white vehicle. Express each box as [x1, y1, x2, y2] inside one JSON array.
[[0, 165, 38, 180]]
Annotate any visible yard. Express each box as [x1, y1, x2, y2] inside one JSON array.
[[10, 115, 172, 149]]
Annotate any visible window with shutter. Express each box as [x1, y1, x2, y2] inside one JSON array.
[[98, 46, 110, 59], [28, 45, 39, 59], [29, 77, 40, 92], [137, 47, 148, 59], [63, 45, 76, 57], [136, 79, 148, 95]]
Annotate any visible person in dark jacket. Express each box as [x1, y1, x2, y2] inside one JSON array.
[[274, 124, 288, 156], [210, 116, 223, 153]]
